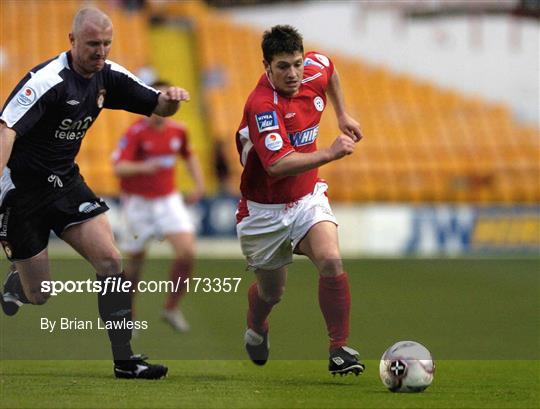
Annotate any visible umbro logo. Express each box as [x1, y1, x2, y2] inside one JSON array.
[[66, 99, 80, 106], [285, 112, 296, 119]]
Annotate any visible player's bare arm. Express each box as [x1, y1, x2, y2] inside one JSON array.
[[153, 87, 190, 117], [114, 159, 161, 177], [267, 134, 355, 177], [0, 123, 16, 174], [184, 155, 205, 204], [327, 69, 363, 142]]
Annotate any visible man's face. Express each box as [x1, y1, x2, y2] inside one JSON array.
[[69, 22, 113, 77], [265, 51, 304, 96]]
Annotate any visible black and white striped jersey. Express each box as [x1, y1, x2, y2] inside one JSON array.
[[0, 51, 160, 210]]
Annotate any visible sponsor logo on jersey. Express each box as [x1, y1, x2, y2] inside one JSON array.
[[304, 57, 324, 69], [170, 137, 181, 151], [264, 132, 283, 151], [288, 125, 319, 147], [256, 111, 279, 133], [155, 155, 176, 168], [118, 136, 128, 150], [313, 96, 324, 112], [97, 88, 106, 109], [78, 201, 101, 214], [54, 116, 94, 141], [16, 87, 36, 106]]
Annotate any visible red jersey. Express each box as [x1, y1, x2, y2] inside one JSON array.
[[113, 118, 192, 198], [236, 51, 335, 204]]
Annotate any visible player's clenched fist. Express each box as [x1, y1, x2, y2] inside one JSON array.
[[154, 87, 190, 116], [338, 113, 363, 142], [329, 134, 356, 160], [162, 87, 190, 102]]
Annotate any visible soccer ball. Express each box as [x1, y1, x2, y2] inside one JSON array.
[[379, 340, 435, 393]]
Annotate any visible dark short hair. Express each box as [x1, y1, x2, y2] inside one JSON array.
[[151, 79, 171, 88], [262, 25, 304, 63]]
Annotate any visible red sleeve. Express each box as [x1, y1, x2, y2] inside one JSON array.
[[247, 99, 294, 169], [304, 51, 335, 89], [114, 123, 140, 163]]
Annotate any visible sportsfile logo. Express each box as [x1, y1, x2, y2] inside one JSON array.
[[288, 125, 319, 147], [255, 111, 279, 133]]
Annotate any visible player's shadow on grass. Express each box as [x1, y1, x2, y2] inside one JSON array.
[[299, 379, 365, 387], [2, 371, 113, 380], [174, 374, 230, 382], [173, 373, 361, 387]]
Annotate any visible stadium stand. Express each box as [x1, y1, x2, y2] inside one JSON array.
[[1, 0, 538, 203], [180, 3, 539, 204]]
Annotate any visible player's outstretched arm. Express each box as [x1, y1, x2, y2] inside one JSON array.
[[267, 134, 355, 177], [327, 69, 363, 142], [114, 159, 160, 177], [153, 87, 190, 117], [0, 123, 16, 175]]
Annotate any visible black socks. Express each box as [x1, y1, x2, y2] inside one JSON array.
[[96, 273, 133, 361]]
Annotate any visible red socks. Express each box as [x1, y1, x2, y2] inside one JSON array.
[[319, 273, 351, 351], [247, 282, 274, 334], [246, 272, 351, 350], [164, 259, 193, 311]]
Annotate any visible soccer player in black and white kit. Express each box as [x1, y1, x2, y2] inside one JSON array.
[[0, 7, 189, 379]]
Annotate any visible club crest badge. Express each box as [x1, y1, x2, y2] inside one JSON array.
[[313, 96, 324, 112]]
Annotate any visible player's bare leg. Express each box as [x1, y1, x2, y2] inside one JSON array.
[[245, 266, 287, 365], [161, 232, 195, 332], [298, 221, 364, 376], [61, 214, 122, 276], [1, 250, 51, 315], [124, 251, 146, 287], [297, 221, 342, 277], [61, 214, 167, 379]]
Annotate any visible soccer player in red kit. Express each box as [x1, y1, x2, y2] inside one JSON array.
[[235, 25, 364, 375], [113, 81, 204, 332]]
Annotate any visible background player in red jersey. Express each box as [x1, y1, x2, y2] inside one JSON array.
[[113, 80, 205, 332], [236, 25, 364, 375]]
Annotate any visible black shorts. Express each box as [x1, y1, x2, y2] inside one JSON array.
[[0, 181, 109, 261]]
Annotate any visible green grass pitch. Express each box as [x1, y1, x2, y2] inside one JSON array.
[[1, 258, 538, 408]]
